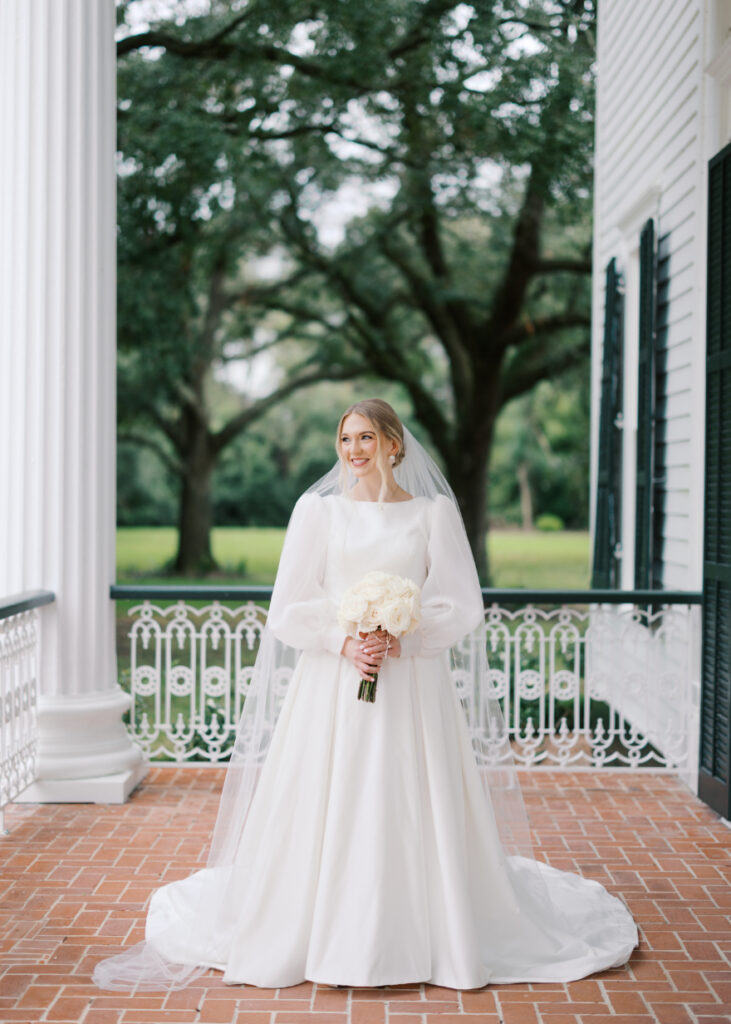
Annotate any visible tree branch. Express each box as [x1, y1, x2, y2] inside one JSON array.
[[200, 253, 229, 361], [215, 115, 337, 143], [388, 0, 460, 58], [211, 366, 365, 454], [501, 311, 590, 349], [534, 257, 592, 275], [171, 378, 208, 426], [222, 267, 314, 308], [272, 189, 458, 461], [500, 332, 590, 405], [118, 431, 184, 475], [118, 27, 370, 92], [141, 405, 184, 451], [496, 16, 559, 33], [380, 236, 472, 407], [117, 10, 253, 58], [487, 166, 545, 342]]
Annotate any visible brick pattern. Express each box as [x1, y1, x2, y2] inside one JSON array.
[[1, 767, 730, 1024]]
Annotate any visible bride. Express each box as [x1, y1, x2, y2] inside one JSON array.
[[93, 397, 638, 992]]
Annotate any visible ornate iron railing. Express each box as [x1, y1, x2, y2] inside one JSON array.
[[112, 586, 702, 773], [0, 590, 55, 831]]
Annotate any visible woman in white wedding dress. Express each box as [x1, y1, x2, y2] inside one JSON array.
[[93, 398, 638, 993]]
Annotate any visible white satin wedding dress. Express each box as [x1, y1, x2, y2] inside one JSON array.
[[144, 493, 639, 989]]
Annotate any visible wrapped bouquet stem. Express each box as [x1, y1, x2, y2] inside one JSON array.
[[355, 629, 385, 702], [337, 571, 421, 703]]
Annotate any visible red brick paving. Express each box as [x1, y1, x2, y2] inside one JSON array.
[[1, 767, 730, 1023]]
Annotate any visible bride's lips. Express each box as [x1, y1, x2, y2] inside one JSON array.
[[350, 458, 368, 466]]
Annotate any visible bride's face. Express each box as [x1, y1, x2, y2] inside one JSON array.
[[340, 413, 382, 479]]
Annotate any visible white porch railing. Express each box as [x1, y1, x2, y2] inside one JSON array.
[[112, 586, 702, 775], [0, 591, 54, 832]]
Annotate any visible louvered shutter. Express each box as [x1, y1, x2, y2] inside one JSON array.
[[652, 233, 672, 588], [700, 142, 731, 820], [635, 219, 656, 590], [592, 259, 624, 589]]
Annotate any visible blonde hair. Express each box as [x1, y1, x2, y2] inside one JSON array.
[[335, 398, 406, 501]]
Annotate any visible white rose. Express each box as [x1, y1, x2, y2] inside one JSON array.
[[361, 572, 393, 603], [337, 614, 359, 638], [358, 586, 383, 605], [388, 576, 413, 599], [401, 594, 420, 633], [362, 603, 383, 629], [381, 600, 412, 635], [340, 591, 369, 623], [395, 578, 421, 607]]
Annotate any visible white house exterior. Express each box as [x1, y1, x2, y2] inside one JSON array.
[[590, 0, 731, 817]]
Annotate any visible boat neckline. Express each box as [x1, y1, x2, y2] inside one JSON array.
[[335, 494, 419, 504]]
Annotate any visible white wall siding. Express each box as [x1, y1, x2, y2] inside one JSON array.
[[591, 0, 708, 592]]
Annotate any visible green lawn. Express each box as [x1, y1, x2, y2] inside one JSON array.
[[116, 526, 590, 590], [488, 530, 590, 589]]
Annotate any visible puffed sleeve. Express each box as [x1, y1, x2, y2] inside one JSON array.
[[266, 492, 345, 656], [398, 494, 484, 659]]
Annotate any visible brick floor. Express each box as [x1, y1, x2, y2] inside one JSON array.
[[1, 766, 730, 1024]]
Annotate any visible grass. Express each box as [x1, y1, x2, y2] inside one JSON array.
[[117, 526, 590, 590], [487, 530, 590, 589], [116, 527, 284, 584]]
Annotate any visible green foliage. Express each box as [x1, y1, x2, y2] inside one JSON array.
[[115, 1, 596, 576], [535, 513, 565, 531], [490, 366, 590, 529], [117, 445, 178, 525]]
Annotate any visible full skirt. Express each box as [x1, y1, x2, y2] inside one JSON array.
[[146, 650, 639, 988]]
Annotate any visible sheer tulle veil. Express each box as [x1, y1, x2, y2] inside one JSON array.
[[93, 421, 558, 993]]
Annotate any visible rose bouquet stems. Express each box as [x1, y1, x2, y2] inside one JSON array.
[[357, 634, 382, 702], [337, 571, 421, 704]]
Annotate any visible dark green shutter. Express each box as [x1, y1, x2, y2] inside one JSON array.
[[635, 219, 656, 590], [652, 233, 671, 588], [592, 259, 624, 589], [700, 141, 731, 820]]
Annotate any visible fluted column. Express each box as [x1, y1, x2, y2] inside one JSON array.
[[0, 0, 145, 800]]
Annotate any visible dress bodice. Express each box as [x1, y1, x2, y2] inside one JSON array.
[[266, 490, 485, 660], [321, 495, 431, 602]]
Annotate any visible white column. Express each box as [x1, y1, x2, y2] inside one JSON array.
[[0, 0, 145, 801]]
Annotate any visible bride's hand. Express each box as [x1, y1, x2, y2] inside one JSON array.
[[340, 636, 383, 681], [340, 630, 401, 677], [361, 628, 401, 660]]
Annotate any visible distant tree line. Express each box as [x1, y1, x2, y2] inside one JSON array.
[[118, 373, 590, 532]]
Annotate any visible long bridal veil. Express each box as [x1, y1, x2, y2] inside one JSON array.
[[93, 425, 570, 992]]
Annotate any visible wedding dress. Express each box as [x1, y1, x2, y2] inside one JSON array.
[[125, 491, 638, 990]]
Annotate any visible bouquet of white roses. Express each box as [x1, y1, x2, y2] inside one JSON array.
[[337, 570, 421, 702]]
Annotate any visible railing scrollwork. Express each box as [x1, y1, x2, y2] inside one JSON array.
[[0, 590, 55, 832], [113, 586, 702, 773]]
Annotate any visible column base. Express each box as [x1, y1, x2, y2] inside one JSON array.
[[16, 760, 148, 804], [27, 687, 146, 795]]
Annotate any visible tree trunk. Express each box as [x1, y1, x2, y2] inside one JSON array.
[[517, 461, 533, 530], [174, 420, 217, 575], [448, 415, 495, 586], [455, 461, 490, 584]]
